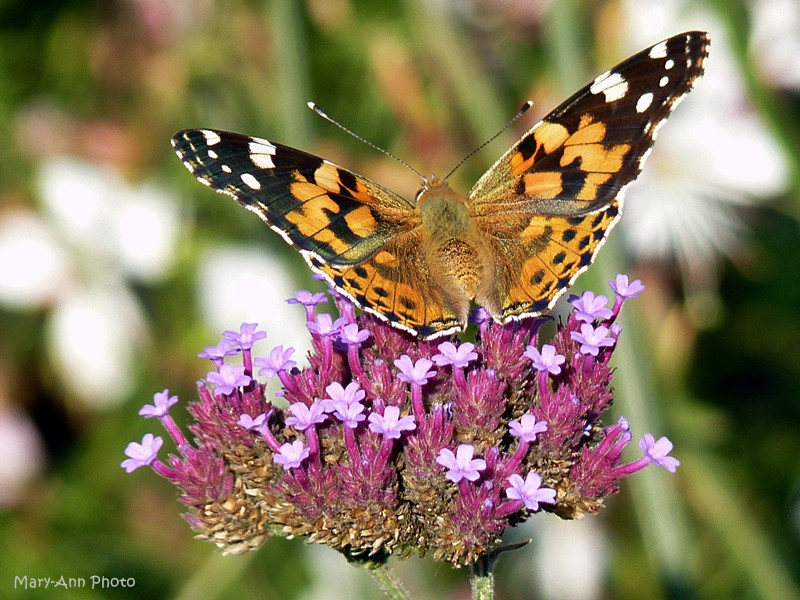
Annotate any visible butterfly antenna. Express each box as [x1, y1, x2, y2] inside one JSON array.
[[443, 101, 533, 181], [307, 102, 426, 180]]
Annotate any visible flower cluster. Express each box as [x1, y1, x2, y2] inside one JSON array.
[[122, 274, 678, 565]]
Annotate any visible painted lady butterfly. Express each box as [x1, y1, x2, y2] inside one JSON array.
[[172, 31, 709, 338]]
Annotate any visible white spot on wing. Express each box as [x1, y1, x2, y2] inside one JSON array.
[[202, 130, 221, 146], [241, 173, 261, 190], [649, 40, 668, 59], [221, 164, 232, 173], [659, 75, 669, 88], [590, 71, 628, 103], [665, 58, 675, 70], [249, 140, 276, 169], [636, 92, 654, 113], [208, 149, 218, 159]]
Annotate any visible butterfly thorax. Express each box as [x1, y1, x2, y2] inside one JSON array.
[[417, 178, 488, 318]]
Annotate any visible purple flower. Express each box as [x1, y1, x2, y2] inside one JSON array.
[[332, 401, 366, 428], [394, 355, 436, 386], [307, 313, 346, 336], [639, 433, 680, 473], [323, 381, 365, 410], [285, 401, 328, 431], [509, 414, 548, 443], [273, 440, 310, 470], [523, 344, 565, 375], [197, 339, 238, 361], [223, 322, 267, 350], [121, 433, 163, 473], [206, 364, 251, 396], [139, 389, 178, 418], [570, 323, 615, 356], [368, 406, 416, 439], [287, 290, 328, 307], [238, 413, 269, 431], [432, 341, 478, 369], [131, 274, 659, 566], [505, 472, 556, 511], [436, 444, 486, 483], [255, 345, 296, 378], [569, 291, 613, 322], [610, 274, 645, 299], [339, 323, 370, 346]]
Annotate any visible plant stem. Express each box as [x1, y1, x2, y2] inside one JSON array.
[[471, 555, 495, 600], [363, 562, 413, 600]]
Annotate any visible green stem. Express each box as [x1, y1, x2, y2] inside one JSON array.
[[470, 558, 494, 600], [363, 561, 413, 600]]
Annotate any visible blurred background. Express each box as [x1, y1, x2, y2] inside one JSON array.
[[0, 0, 798, 598]]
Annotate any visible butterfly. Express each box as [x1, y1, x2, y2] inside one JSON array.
[[172, 31, 709, 339]]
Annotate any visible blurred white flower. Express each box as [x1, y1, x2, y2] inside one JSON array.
[[750, 0, 800, 90], [619, 2, 789, 288], [513, 516, 608, 600], [38, 158, 181, 281], [0, 211, 70, 308], [0, 408, 45, 508], [46, 284, 146, 404], [0, 157, 183, 408]]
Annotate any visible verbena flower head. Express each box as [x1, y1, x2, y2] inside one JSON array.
[[123, 274, 677, 566]]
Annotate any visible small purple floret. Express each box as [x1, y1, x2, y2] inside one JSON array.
[[523, 344, 566, 375], [223, 322, 267, 350], [255, 345, 296, 378], [323, 381, 365, 409], [639, 433, 680, 473], [569, 291, 614, 322], [207, 364, 251, 396], [287, 290, 328, 307], [121, 433, 163, 473], [237, 413, 273, 434], [505, 472, 556, 511], [307, 313, 346, 336], [368, 406, 416, 440], [332, 401, 366, 428], [285, 401, 328, 430], [139, 389, 178, 418], [197, 339, 239, 361], [610, 274, 645, 299], [570, 323, 615, 356], [436, 444, 486, 483], [339, 323, 371, 346], [395, 355, 436, 386], [274, 440, 310, 470], [509, 414, 548, 443], [432, 341, 478, 369]]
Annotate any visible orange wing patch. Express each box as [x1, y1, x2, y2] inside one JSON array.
[[307, 233, 464, 338]]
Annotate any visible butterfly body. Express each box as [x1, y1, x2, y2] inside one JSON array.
[[173, 31, 709, 338], [417, 178, 486, 315]]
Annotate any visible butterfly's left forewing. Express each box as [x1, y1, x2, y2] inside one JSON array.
[[172, 129, 418, 265], [172, 129, 463, 336], [470, 31, 709, 322]]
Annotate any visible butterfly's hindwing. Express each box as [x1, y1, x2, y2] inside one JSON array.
[[308, 232, 465, 338]]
